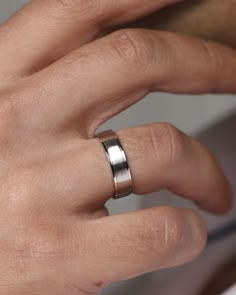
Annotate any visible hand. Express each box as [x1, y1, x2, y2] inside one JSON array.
[[0, 0, 234, 294]]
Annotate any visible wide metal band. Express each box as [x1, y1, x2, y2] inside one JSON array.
[[97, 130, 132, 199]]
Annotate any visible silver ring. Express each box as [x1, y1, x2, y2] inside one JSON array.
[[96, 130, 133, 199]]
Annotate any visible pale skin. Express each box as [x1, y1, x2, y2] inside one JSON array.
[[0, 0, 235, 294]]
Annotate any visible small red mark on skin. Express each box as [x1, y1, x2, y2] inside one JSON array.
[[95, 281, 103, 288]]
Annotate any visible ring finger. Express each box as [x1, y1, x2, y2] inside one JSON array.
[[88, 123, 232, 214], [36, 122, 231, 215]]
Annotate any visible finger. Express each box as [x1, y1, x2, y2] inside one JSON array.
[[31, 29, 236, 132], [81, 207, 207, 284], [21, 122, 231, 215], [86, 123, 232, 214], [0, 0, 182, 77]]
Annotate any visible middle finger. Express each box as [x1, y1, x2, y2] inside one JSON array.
[[24, 29, 236, 135]]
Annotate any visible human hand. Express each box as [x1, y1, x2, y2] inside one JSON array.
[[0, 0, 235, 294]]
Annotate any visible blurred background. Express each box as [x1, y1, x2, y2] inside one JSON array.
[[1, 1, 236, 295]]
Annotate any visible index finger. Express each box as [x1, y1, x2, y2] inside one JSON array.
[[0, 0, 183, 76]]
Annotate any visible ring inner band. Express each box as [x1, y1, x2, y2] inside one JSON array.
[[97, 130, 132, 199]]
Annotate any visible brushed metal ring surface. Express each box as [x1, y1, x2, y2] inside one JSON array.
[[96, 130, 133, 199]]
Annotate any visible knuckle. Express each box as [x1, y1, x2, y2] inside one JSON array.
[[125, 209, 185, 256], [110, 29, 156, 67], [52, 0, 95, 10], [0, 99, 21, 126], [51, 0, 99, 19], [5, 168, 45, 216], [7, 169, 36, 199], [0, 97, 23, 143], [150, 123, 186, 166], [13, 222, 69, 261], [123, 220, 157, 256], [53, 0, 76, 8], [161, 208, 185, 251], [202, 41, 225, 71]]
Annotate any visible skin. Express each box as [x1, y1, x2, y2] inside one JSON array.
[[0, 0, 235, 294]]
